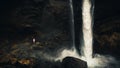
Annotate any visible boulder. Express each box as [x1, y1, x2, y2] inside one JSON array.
[[62, 57, 88, 68]]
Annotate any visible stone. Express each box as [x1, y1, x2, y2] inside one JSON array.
[[62, 57, 88, 68]]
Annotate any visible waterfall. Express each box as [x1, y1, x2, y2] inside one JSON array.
[[55, 0, 118, 67], [82, 0, 93, 61], [81, 0, 118, 67], [69, 0, 75, 47]]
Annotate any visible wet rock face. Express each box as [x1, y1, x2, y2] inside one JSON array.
[[90, 0, 120, 59], [93, 17, 120, 56], [0, 1, 74, 67], [0, 57, 88, 68], [0, 0, 72, 62], [62, 57, 88, 68]]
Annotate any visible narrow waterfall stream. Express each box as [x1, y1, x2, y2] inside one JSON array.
[[82, 0, 93, 63]]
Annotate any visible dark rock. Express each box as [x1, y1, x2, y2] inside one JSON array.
[[62, 57, 88, 68], [32, 60, 62, 68], [0, 62, 29, 68]]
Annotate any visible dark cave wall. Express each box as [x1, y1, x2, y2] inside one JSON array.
[[0, 0, 120, 67]]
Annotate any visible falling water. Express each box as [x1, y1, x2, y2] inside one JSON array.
[[81, 0, 118, 67], [55, 0, 118, 67], [82, 0, 93, 61], [69, 0, 75, 47]]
